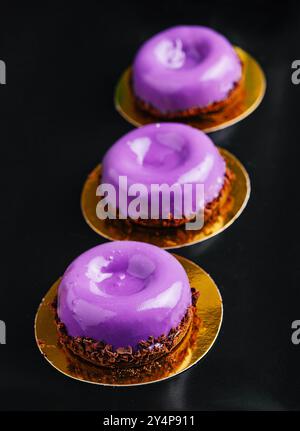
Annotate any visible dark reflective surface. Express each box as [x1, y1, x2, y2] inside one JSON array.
[[0, 2, 299, 411]]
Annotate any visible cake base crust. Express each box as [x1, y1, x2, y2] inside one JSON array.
[[134, 70, 244, 119], [54, 289, 199, 369], [130, 167, 234, 229]]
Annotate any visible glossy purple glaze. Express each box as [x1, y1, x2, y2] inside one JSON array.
[[57, 241, 191, 349], [133, 26, 242, 113], [101, 123, 225, 218]]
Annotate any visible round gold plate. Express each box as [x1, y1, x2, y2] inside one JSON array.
[[35, 255, 223, 386], [115, 47, 266, 133], [81, 148, 250, 249]]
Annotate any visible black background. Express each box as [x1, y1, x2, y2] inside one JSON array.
[[0, 1, 299, 411]]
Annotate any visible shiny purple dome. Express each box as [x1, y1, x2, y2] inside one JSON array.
[[101, 123, 225, 219], [57, 241, 191, 349], [133, 25, 242, 113]]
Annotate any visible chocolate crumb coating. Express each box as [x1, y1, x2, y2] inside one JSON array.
[[134, 68, 244, 119], [53, 289, 199, 369], [63, 310, 201, 385]]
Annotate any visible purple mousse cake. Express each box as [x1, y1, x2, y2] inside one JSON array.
[[55, 241, 197, 367], [101, 123, 233, 228], [132, 25, 243, 118]]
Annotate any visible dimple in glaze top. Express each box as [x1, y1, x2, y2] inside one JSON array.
[[132, 25, 242, 113], [57, 241, 191, 349], [101, 123, 226, 219]]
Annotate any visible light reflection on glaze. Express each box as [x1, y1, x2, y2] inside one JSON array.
[[154, 38, 186, 69], [127, 137, 151, 165], [133, 25, 242, 112], [57, 241, 191, 349], [177, 154, 214, 184], [102, 123, 225, 218], [138, 281, 182, 311]]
